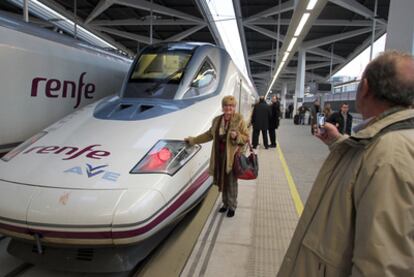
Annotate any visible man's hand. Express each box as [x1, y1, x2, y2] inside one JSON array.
[[314, 122, 340, 145]]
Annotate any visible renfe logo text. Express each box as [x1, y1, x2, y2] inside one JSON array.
[[23, 145, 110, 160], [31, 72, 96, 109]]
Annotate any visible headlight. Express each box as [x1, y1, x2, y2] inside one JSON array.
[[1, 131, 48, 162], [130, 140, 200, 175]]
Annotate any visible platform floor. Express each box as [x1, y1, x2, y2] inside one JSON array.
[[181, 119, 329, 277]]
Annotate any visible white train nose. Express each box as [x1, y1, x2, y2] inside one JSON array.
[[27, 188, 126, 228], [0, 178, 168, 245], [0, 179, 37, 235]]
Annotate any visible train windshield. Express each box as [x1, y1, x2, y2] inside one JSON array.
[[124, 48, 193, 99]]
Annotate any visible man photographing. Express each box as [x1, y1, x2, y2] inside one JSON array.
[[277, 51, 414, 276]]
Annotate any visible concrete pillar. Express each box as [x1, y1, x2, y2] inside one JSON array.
[[294, 50, 306, 115], [320, 93, 325, 110], [281, 82, 287, 118], [385, 0, 414, 54], [23, 0, 29, 22]]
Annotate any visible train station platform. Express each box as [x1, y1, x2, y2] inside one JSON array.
[[0, 119, 330, 277]]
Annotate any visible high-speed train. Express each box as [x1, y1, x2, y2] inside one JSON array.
[[0, 11, 131, 154], [0, 41, 257, 271]]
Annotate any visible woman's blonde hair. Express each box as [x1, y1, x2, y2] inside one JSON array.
[[222, 95, 237, 107]]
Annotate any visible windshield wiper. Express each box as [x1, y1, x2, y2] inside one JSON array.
[[145, 68, 184, 95]]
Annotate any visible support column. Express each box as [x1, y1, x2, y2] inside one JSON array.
[[23, 0, 29, 22], [150, 0, 153, 45], [294, 50, 306, 115], [385, 0, 414, 54], [74, 0, 77, 39], [281, 82, 287, 119]]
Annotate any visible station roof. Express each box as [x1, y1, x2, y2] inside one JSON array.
[[1, 0, 390, 95]]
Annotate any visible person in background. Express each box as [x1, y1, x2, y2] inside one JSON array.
[[322, 102, 333, 119], [251, 96, 271, 149], [185, 96, 249, 218], [327, 103, 353, 135], [277, 51, 414, 277], [288, 103, 294, 118], [269, 95, 281, 148], [298, 105, 307, 125], [310, 99, 321, 134]]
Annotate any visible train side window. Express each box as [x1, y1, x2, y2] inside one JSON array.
[[184, 60, 216, 99]]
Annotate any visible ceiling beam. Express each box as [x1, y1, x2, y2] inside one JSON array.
[[4, 12, 54, 27], [307, 48, 346, 62], [249, 50, 336, 62], [113, 0, 204, 24], [193, 0, 224, 47], [284, 67, 326, 81], [250, 58, 272, 67], [302, 27, 373, 49], [166, 25, 206, 41], [244, 0, 295, 23], [329, 28, 387, 78], [329, 0, 387, 25], [306, 61, 338, 70], [89, 19, 199, 26], [94, 26, 161, 44], [249, 50, 278, 59], [252, 71, 272, 78], [299, 56, 333, 62], [37, 0, 133, 55], [85, 0, 114, 24], [244, 23, 285, 42], [251, 19, 375, 27], [233, 0, 252, 77]]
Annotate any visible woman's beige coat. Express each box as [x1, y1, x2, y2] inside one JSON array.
[[277, 109, 414, 277], [187, 113, 249, 176]]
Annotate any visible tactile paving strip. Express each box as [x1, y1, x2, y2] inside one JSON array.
[[246, 147, 299, 277]]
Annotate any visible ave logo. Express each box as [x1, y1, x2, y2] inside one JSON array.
[[64, 164, 120, 182]]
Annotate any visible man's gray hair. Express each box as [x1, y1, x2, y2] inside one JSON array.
[[363, 51, 414, 106]]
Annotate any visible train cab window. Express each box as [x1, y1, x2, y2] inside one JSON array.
[[183, 60, 216, 99], [124, 49, 192, 99]]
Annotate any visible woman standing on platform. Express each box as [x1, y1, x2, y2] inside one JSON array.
[[323, 102, 333, 118], [185, 96, 249, 217]]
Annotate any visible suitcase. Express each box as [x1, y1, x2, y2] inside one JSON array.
[[293, 114, 300, 125]]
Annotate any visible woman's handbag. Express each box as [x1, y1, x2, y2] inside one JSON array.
[[233, 142, 258, 180]]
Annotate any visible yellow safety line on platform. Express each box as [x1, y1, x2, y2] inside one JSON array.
[[277, 144, 304, 216]]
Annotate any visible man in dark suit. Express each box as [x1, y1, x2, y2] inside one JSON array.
[[251, 96, 271, 149], [269, 95, 281, 147], [327, 103, 353, 135]]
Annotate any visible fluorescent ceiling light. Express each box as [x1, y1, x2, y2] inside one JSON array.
[[7, 0, 117, 49], [287, 37, 297, 52], [307, 0, 318, 10], [269, 66, 283, 92], [282, 52, 289, 62], [294, 13, 310, 36]]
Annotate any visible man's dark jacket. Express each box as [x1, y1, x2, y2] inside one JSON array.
[[269, 101, 281, 129], [251, 100, 271, 130], [328, 112, 353, 135]]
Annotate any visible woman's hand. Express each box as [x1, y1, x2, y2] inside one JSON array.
[[230, 130, 238, 140]]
